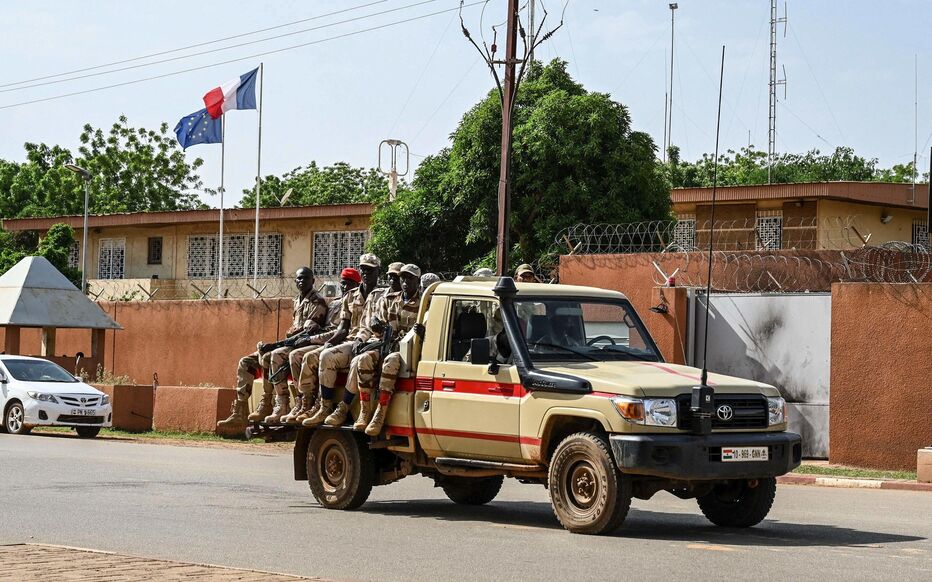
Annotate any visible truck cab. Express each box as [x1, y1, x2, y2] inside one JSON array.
[[293, 277, 801, 535]]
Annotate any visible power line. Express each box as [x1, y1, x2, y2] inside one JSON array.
[[411, 57, 482, 144], [780, 101, 834, 148], [0, 2, 486, 111], [0, 0, 391, 89], [1, 0, 442, 94]]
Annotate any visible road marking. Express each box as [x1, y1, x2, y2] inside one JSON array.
[[686, 544, 739, 552]]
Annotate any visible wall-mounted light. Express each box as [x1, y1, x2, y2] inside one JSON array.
[[880, 212, 893, 224]]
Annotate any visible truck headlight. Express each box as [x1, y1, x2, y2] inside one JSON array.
[[768, 397, 786, 426], [27, 391, 59, 403], [611, 397, 677, 427]]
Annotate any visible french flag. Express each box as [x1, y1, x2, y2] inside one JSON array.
[[203, 67, 259, 119]]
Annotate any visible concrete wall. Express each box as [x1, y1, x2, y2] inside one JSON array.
[[2, 299, 295, 388], [829, 282, 932, 470]]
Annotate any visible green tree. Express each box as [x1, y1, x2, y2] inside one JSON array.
[[239, 161, 390, 208], [665, 145, 926, 188], [0, 115, 206, 219], [369, 59, 670, 272], [0, 223, 80, 287]]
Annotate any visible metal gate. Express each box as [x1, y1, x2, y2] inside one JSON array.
[[689, 292, 831, 458]]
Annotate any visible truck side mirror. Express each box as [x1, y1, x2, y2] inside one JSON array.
[[470, 338, 492, 366]]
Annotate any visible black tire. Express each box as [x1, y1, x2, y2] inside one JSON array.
[[4, 401, 31, 435], [440, 476, 504, 505], [548, 432, 631, 535], [75, 426, 101, 439], [306, 429, 374, 510], [697, 478, 777, 528]]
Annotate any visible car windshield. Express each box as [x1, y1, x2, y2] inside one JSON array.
[[2, 359, 79, 383], [514, 298, 660, 363]]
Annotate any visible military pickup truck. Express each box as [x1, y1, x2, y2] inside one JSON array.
[[289, 277, 801, 535]]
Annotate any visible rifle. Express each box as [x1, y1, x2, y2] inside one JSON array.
[[258, 328, 317, 355]]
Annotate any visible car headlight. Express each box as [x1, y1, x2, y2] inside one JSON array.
[[611, 396, 677, 427], [768, 397, 786, 426], [100, 394, 110, 406], [27, 391, 59, 404]]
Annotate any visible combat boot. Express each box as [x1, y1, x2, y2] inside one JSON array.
[[293, 393, 317, 424], [264, 394, 291, 424], [352, 390, 374, 431], [365, 402, 388, 437], [280, 395, 303, 424], [247, 393, 273, 422], [324, 401, 350, 426], [217, 398, 249, 434], [302, 399, 332, 427]]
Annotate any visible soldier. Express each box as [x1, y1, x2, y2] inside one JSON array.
[[353, 263, 422, 436], [280, 268, 360, 425], [386, 262, 404, 293], [515, 263, 538, 283], [217, 267, 327, 434], [420, 272, 440, 292], [302, 254, 387, 427]]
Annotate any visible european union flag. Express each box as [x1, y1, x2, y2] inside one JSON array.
[[174, 108, 222, 149]]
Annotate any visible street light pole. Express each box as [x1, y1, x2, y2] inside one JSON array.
[[65, 163, 92, 293]]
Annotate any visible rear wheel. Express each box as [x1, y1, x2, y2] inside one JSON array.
[[440, 476, 504, 505], [306, 429, 374, 510], [4, 402, 31, 435], [548, 432, 631, 535], [75, 426, 101, 438], [697, 478, 776, 527]]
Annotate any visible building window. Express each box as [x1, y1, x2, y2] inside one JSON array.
[[186, 233, 282, 279], [672, 214, 696, 250], [914, 220, 929, 248], [756, 210, 783, 250], [313, 231, 369, 277], [68, 241, 80, 270], [147, 237, 163, 265], [97, 238, 125, 280]]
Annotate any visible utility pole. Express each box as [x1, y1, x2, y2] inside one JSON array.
[[495, 0, 520, 276], [528, 0, 536, 63], [768, 0, 787, 183], [667, 3, 678, 161]]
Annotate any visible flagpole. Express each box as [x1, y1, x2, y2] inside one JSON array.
[[218, 115, 226, 299], [253, 62, 264, 287]]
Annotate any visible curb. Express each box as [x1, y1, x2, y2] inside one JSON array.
[[778, 474, 932, 492]]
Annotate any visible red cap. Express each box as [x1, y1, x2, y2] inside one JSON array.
[[341, 267, 361, 283]]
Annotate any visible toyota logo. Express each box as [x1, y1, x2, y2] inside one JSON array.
[[716, 404, 734, 421], [80, 397, 87, 404]]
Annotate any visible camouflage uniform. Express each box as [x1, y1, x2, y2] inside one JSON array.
[[280, 298, 343, 424]]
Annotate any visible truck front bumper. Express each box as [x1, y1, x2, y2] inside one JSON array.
[[609, 432, 802, 481]]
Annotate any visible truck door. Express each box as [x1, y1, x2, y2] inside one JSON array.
[[429, 298, 523, 461]]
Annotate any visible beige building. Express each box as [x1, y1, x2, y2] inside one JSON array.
[[670, 182, 929, 251], [1, 203, 373, 299]]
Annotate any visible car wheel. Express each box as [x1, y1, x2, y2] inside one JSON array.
[[4, 401, 32, 435], [306, 429, 374, 510], [548, 432, 631, 535], [75, 426, 101, 439], [697, 478, 776, 528], [440, 476, 504, 505]]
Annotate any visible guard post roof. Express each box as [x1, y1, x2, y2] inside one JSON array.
[[435, 278, 628, 301]]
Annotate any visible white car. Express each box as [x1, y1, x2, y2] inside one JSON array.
[[0, 355, 112, 438]]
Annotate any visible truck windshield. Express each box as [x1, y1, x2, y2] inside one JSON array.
[[514, 298, 660, 363]]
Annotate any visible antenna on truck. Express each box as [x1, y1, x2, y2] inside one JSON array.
[[691, 45, 726, 435]]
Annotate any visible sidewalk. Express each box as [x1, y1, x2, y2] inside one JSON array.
[[778, 474, 932, 491], [0, 544, 324, 581]]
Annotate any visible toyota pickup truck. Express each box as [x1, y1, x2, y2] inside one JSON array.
[[287, 277, 801, 535]]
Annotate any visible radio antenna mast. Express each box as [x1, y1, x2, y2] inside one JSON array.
[[768, 0, 787, 183]]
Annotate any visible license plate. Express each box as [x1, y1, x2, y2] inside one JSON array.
[[70, 409, 97, 416], [721, 446, 769, 462]]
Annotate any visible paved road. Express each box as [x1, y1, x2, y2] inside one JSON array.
[[2, 433, 930, 582]]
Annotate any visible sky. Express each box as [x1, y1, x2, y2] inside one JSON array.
[[1, 0, 929, 210]]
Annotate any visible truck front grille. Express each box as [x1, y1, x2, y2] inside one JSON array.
[[57, 415, 104, 424], [676, 394, 768, 430]]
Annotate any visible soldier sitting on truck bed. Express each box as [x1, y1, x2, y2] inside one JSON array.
[[216, 267, 327, 435], [329, 263, 422, 435], [279, 268, 361, 425], [302, 253, 387, 427]]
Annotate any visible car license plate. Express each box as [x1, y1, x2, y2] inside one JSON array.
[[71, 409, 96, 416], [721, 446, 768, 462]]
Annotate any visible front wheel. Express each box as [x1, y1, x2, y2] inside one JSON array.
[[440, 476, 504, 505], [697, 478, 776, 527], [548, 432, 631, 535], [75, 426, 101, 438], [306, 429, 374, 510], [4, 402, 31, 435]]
